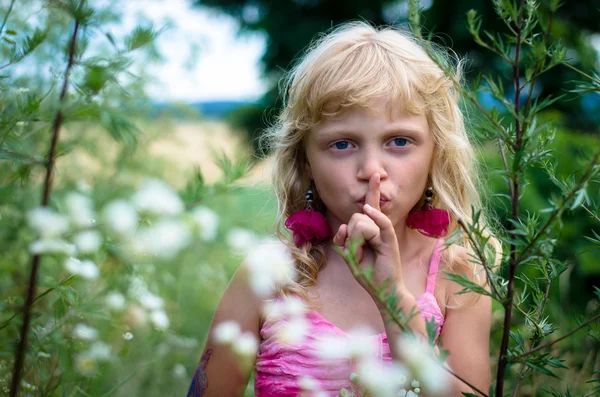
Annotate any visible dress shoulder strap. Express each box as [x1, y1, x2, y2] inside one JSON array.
[[425, 238, 444, 294]]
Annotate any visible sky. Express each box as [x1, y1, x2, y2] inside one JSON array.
[[121, 0, 268, 103]]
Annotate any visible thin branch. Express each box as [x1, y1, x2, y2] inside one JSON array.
[[443, 364, 489, 397], [510, 311, 600, 361], [563, 62, 600, 87], [524, 12, 555, 117], [9, 2, 84, 395], [496, 2, 526, 396], [582, 204, 600, 223], [457, 218, 504, 301], [511, 278, 552, 397], [497, 137, 514, 208], [516, 148, 600, 264], [0, 0, 16, 37]]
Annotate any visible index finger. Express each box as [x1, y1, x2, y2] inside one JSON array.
[[365, 173, 381, 212]]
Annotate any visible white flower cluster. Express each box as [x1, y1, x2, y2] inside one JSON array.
[[102, 178, 220, 259], [311, 330, 448, 397], [26, 178, 222, 265], [124, 277, 170, 330], [244, 240, 296, 297], [70, 323, 113, 376], [397, 335, 449, 396], [27, 192, 101, 279], [213, 321, 259, 360], [262, 296, 309, 345]]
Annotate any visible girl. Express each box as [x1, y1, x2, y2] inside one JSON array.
[[190, 21, 496, 397]]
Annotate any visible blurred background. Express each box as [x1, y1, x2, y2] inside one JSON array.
[[1, 0, 600, 395]]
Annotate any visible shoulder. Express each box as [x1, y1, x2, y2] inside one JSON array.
[[439, 242, 490, 308]]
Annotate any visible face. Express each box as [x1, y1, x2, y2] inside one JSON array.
[[304, 98, 434, 231]]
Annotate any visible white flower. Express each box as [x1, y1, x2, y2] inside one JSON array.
[[130, 219, 191, 259], [122, 332, 134, 340], [356, 358, 410, 397], [79, 259, 100, 279], [27, 207, 69, 237], [102, 200, 138, 237], [262, 295, 307, 319], [275, 315, 308, 345], [245, 241, 296, 296], [105, 291, 126, 311], [411, 379, 420, 389], [150, 310, 170, 330], [407, 391, 418, 397], [74, 352, 98, 376], [172, 363, 187, 379], [73, 324, 98, 341], [123, 305, 148, 328], [232, 332, 258, 358], [226, 227, 258, 253], [315, 326, 378, 360], [128, 276, 149, 300], [65, 192, 96, 228], [397, 336, 449, 396], [21, 380, 37, 392], [138, 291, 164, 311], [88, 341, 111, 361], [37, 351, 51, 359], [73, 230, 102, 253], [30, 238, 76, 255], [64, 257, 81, 273], [298, 375, 319, 391], [213, 321, 240, 344], [398, 389, 407, 397], [64, 258, 99, 279], [132, 179, 184, 216], [190, 206, 220, 241]]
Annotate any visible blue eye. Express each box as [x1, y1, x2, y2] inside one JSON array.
[[334, 141, 350, 150], [393, 138, 408, 147]]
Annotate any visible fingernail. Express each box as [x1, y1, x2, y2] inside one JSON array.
[[364, 204, 373, 211]]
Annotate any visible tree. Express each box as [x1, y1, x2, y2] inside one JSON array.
[[192, 0, 600, 153]]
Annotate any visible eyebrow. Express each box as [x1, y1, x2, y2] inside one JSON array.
[[316, 124, 427, 139]]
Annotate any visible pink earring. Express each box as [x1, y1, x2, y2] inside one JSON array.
[[285, 184, 332, 246], [406, 186, 450, 238]]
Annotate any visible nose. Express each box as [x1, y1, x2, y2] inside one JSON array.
[[356, 149, 388, 182]]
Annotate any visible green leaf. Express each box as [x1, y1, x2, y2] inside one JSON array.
[[5, 29, 17, 36], [443, 272, 492, 297], [526, 361, 558, 377], [125, 26, 157, 51]]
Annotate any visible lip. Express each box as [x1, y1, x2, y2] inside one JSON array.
[[357, 198, 390, 208]]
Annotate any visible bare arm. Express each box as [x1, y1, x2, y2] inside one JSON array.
[[187, 263, 262, 397], [439, 250, 492, 397]]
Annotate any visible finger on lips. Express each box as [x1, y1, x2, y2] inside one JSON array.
[[364, 173, 381, 212]]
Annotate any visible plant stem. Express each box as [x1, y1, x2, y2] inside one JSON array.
[[496, 2, 526, 396], [510, 312, 600, 361], [563, 62, 600, 87], [9, 3, 83, 395], [442, 365, 489, 397], [456, 219, 504, 301], [0, 0, 16, 37], [516, 148, 600, 264], [510, 278, 552, 397]]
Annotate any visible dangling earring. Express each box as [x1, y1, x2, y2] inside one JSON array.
[[284, 183, 332, 246], [406, 186, 450, 238]]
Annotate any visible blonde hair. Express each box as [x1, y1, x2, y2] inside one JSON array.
[[262, 21, 500, 302]]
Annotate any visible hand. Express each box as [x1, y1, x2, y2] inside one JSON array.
[[332, 173, 404, 296]]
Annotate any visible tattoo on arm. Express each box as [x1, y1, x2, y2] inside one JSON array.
[[186, 348, 213, 397]]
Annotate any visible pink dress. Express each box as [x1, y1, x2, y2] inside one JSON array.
[[254, 239, 446, 396]]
